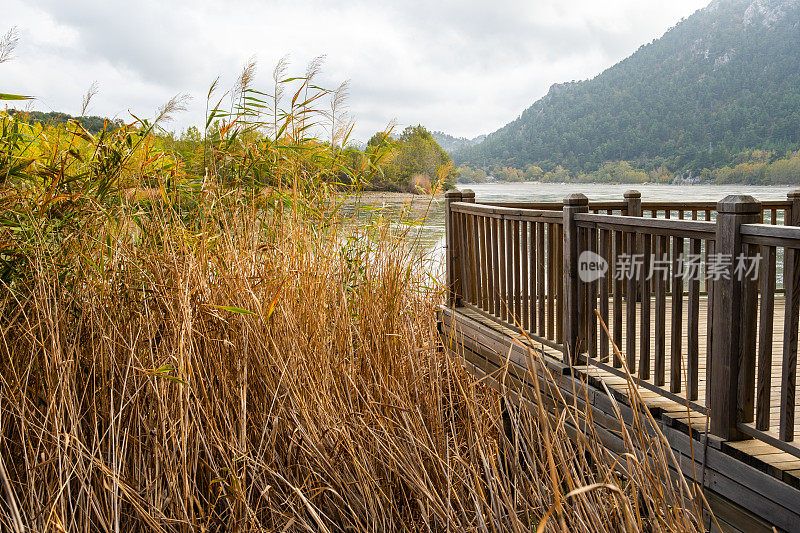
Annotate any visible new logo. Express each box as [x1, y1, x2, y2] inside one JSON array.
[[578, 250, 608, 283]]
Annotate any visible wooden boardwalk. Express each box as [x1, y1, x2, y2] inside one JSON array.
[[441, 189, 800, 531], [441, 305, 800, 532]]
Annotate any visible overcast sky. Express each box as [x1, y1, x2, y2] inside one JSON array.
[[4, 0, 710, 143]]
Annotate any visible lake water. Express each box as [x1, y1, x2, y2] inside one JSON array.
[[347, 183, 799, 258]]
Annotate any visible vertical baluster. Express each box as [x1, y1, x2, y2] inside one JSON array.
[[499, 217, 508, 321], [739, 242, 760, 423], [466, 213, 478, 305], [470, 213, 480, 306], [556, 224, 564, 344], [506, 218, 515, 323], [687, 238, 701, 400], [654, 235, 667, 386], [588, 226, 598, 358], [756, 245, 776, 430], [599, 229, 611, 362], [577, 226, 587, 355], [547, 223, 555, 340], [613, 230, 624, 367], [466, 212, 476, 303], [626, 229, 638, 372], [704, 209, 712, 296], [457, 211, 471, 304], [671, 235, 684, 393], [650, 210, 658, 298], [706, 239, 715, 406], [529, 221, 537, 333], [537, 222, 546, 337], [640, 233, 651, 380], [485, 216, 494, 314], [665, 209, 672, 296], [513, 219, 521, 323], [781, 242, 800, 441], [521, 220, 529, 333], [477, 215, 491, 312], [492, 217, 501, 317]]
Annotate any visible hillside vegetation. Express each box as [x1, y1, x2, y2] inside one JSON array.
[[454, 0, 800, 184], [366, 125, 457, 192]]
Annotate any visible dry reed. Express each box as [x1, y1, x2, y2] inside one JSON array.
[[0, 180, 707, 531], [0, 58, 707, 530]]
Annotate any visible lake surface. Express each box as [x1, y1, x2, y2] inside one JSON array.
[[346, 183, 799, 259]]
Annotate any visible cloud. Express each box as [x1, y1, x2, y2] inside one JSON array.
[[4, 0, 710, 142]]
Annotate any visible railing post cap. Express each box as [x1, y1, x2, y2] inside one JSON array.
[[461, 189, 475, 199], [444, 189, 463, 199], [563, 193, 589, 206], [788, 190, 800, 199], [623, 190, 641, 199], [717, 195, 761, 214]]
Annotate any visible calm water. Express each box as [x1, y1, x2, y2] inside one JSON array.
[[348, 183, 799, 259]]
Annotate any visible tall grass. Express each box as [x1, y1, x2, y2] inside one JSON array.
[[0, 61, 707, 531]]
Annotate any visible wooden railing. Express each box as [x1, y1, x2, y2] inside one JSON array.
[[446, 188, 800, 457], [483, 195, 794, 224], [447, 191, 565, 352]]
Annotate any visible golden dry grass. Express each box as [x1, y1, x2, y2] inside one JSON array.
[[0, 61, 710, 529], [0, 180, 710, 532]]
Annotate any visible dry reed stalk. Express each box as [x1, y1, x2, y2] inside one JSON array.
[[0, 186, 707, 530], [1, 72, 705, 528]]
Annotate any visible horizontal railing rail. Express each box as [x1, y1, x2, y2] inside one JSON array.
[[482, 198, 794, 224], [446, 188, 800, 459]]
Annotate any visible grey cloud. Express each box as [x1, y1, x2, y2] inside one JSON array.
[[30, 0, 228, 88], [11, 0, 710, 142]]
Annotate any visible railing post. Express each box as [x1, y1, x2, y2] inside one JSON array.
[[624, 190, 642, 218], [710, 195, 761, 440], [788, 190, 800, 226], [781, 190, 800, 440], [445, 189, 464, 307], [563, 193, 589, 365], [624, 190, 642, 302]]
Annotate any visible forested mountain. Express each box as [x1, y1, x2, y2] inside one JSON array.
[[7, 109, 123, 134], [431, 131, 486, 155], [454, 0, 800, 179]]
